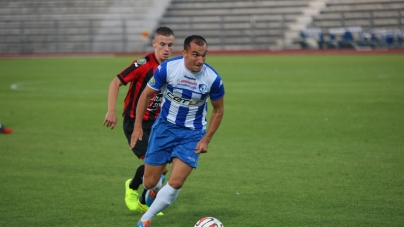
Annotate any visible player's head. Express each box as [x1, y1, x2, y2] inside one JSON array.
[[152, 27, 175, 64], [182, 35, 208, 72]]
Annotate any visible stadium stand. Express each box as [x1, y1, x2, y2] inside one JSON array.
[[158, 0, 313, 51], [0, 0, 403, 53], [0, 0, 170, 53], [300, 0, 404, 49]]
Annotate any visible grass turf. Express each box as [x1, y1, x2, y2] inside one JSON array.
[[0, 54, 403, 226]]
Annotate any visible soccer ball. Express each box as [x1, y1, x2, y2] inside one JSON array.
[[194, 217, 223, 227]]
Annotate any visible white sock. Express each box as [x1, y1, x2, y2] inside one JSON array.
[[154, 176, 163, 191], [141, 183, 180, 221]]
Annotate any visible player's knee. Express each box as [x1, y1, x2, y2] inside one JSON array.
[[143, 180, 156, 189], [168, 180, 183, 190], [143, 175, 160, 189], [143, 182, 154, 190]]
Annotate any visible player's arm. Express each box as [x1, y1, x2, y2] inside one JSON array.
[[195, 97, 224, 154], [130, 86, 158, 149], [103, 77, 122, 129]]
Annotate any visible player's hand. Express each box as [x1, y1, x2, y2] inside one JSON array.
[[130, 126, 143, 149], [103, 111, 118, 129], [195, 138, 209, 154]]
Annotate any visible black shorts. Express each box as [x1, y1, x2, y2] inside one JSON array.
[[123, 118, 155, 159]]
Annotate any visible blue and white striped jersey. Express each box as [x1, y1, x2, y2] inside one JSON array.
[[147, 56, 225, 130]]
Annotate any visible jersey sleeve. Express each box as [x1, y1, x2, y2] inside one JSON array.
[[117, 58, 146, 85], [148, 63, 167, 91], [209, 76, 225, 101]]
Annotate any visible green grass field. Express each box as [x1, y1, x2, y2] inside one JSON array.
[[1, 53, 403, 227]]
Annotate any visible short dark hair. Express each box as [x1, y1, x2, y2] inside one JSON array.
[[184, 35, 207, 50], [155, 27, 174, 38]]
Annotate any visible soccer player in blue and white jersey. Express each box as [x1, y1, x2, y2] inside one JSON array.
[[130, 35, 225, 227]]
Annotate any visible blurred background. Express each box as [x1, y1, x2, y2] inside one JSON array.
[[0, 0, 403, 54]]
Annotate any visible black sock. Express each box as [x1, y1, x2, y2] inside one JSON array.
[[129, 164, 144, 190], [139, 189, 147, 204]]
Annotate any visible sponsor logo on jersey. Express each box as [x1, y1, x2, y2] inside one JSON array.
[[146, 93, 162, 111], [177, 79, 197, 90], [149, 76, 156, 86], [133, 58, 146, 68], [184, 75, 196, 80], [199, 84, 208, 93], [137, 58, 146, 65], [166, 91, 205, 106]]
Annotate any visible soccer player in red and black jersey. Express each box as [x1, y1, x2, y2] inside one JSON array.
[[103, 27, 174, 214]]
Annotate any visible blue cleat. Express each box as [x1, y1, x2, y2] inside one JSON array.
[[137, 219, 151, 227], [145, 175, 165, 207]]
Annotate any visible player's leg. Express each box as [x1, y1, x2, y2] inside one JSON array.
[[140, 125, 203, 224], [139, 118, 198, 225], [123, 118, 148, 211], [166, 158, 193, 189], [130, 164, 145, 190], [134, 163, 166, 216], [143, 164, 167, 190], [141, 117, 173, 192], [131, 121, 154, 211], [140, 158, 193, 223], [137, 165, 168, 216], [138, 121, 169, 209]]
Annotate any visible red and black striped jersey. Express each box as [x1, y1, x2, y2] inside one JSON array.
[[117, 53, 162, 121]]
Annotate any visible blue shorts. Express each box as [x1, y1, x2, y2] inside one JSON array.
[[145, 117, 206, 168]]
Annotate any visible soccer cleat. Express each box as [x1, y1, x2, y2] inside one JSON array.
[[137, 199, 148, 212], [125, 179, 139, 211], [137, 219, 151, 227], [145, 175, 165, 207], [145, 189, 157, 207], [138, 199, 164, 216]]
